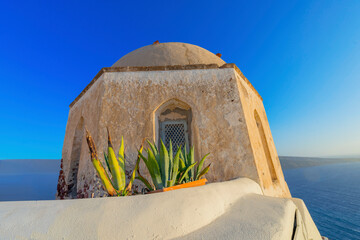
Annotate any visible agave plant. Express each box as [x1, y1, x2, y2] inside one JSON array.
[[85, 128, 142, 196], [178, 146, 211, 184], [137, 140, 192, 191], [138, 140, 211, 191]]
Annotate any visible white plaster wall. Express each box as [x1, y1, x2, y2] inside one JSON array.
[[0, 179, 321, 240]]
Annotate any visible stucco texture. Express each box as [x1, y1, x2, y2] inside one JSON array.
[[234, 69, 291, 197], [112, 42, 226, 67], [0, 178, 320, 240], [58, 65, 290, 199]]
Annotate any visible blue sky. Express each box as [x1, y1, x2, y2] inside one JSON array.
[[0, 0, 359, 159]]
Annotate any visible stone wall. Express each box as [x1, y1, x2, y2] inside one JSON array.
[[57, 75, 107, 199], [234, 69, 290, 197], [57, 65, 290, 199]]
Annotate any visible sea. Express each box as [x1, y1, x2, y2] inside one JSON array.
[[0, 160, 359, 239], [284, 162, 360, 240], [0, 173, 58, 201]]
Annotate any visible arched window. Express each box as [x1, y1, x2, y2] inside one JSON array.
[[155, 99, 192, 151], [68, 117, 84, 198], [254, 110, 277, 181]]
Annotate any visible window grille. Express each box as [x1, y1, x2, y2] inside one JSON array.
[[160, 120, 189, 152]]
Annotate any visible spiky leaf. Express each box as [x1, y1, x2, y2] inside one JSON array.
[[107, 131, 124, 190], [86, 130, 117, 196], [189, 146, 195, 179], [104, 152, 112, 175], [147, 140, 160, 165], [196, 153, 210, 180], [108, 147, 122, 189], [125, 154, 141, 194], [136, 176, 154, 191], [168, 140, 173, 180], [117, 136, 126, 189], [170, 147, 181, 186], [179, 162, 197, 183], [179, 157, 186, 171], [197, 163, 211, 180], [136, 144, 154, 191], [159, 140, 169, 187], [139, 150, 163, 189]]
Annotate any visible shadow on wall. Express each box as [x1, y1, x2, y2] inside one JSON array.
[[67, 117, 84, 198], [254, 110, 277, 182]]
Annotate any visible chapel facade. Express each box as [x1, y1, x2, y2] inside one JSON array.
[[56, 42, 291, 199]]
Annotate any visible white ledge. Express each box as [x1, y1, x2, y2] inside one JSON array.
[[0, 178, 321, 240]]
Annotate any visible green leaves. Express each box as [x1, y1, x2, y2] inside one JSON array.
[[139, 140, 173, 189], [159, 141, 169, 187], [168, 140, 173, 180], [139, 149, 163, 189], [179, 162, 197, 183], [197, 163, 211, 180], [86, 129, 117, 196], [171, 148, 181, 186], [139, 139, 211, 190], [118, 136, 126, 189], [196, 153, 210, 180], [86, 128, 212, 196], [86, 128, 144, 197], [177, 145, 210, 183], [107, 128, 125, 190]]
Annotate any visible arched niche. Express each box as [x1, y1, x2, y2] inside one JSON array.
[[154, 99, 192, 151], [254, 110, 278, 182], [68, 117, 84, 198]]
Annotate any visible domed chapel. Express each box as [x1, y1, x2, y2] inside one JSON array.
[[56, 42, 291, 199]]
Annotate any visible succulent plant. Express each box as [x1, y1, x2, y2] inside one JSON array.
[[138, 140, 211, 191], [179, 145, 211, 183], [86, 129, 211, 194], [85, 128, 142, 196], [137, 140, 182, 190]]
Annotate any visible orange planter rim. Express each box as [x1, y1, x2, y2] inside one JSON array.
[[148, 178, 207, 194]]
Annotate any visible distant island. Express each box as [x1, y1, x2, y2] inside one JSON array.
[[279, 156, 360, 170]]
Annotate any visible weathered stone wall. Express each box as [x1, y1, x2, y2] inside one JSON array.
[[58, 65, 290, 199], [57, 76, 107, 199], [234, 68, 291, 197], [95, 68, 259, 185]]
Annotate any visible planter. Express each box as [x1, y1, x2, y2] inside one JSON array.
[[148, 178, 208, 194]]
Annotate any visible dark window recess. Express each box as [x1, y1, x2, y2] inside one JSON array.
[[160, 120, 189, 153]]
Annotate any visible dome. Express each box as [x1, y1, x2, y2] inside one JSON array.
[[112, 42, 226, 67]]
